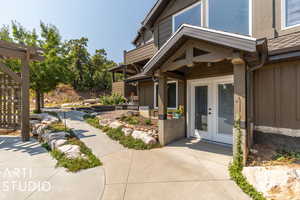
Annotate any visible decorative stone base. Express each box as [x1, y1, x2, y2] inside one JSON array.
[[254, 131, 300, 151]]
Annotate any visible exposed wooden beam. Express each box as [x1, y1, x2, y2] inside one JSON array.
[[0, 47, 25, 58], [163, 72, 185, 81], [0, 62, 21, 83], [193, 51, 232, 63]]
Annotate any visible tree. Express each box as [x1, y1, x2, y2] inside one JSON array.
[[64, 37, 90, 90], [9, 21, 69, 113]]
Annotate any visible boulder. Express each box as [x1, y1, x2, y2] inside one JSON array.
[[122, 128, 133, 136], [126, 111, 139, 117], [57, 145, 81, 159], [131, 130, 145, 140], [42, 132, 68, 143], [142, 136, 157, 145], [83, 99, 99, 104], [109, 121, 123, 129], [243, 166, 300, 199], [49, 139, 67, 150], [99, 119, 112, 127]]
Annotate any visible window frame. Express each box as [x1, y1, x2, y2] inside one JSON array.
[[282, 0, 300, 30], [206, 0, 253, 36], [172, 1, 203, 33], [154, 80, 178, 110]]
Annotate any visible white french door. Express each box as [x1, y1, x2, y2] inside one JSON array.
[[188, 75, 234, 145]]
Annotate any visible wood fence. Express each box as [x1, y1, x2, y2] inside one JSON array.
[[0, 72, 21, 129]]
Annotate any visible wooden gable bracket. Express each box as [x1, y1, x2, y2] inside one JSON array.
[[162, 40, 233, 73]]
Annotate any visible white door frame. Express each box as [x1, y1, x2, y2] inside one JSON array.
[[187, 75, 234, 144]]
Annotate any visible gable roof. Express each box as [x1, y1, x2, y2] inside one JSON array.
[[268, 31, 300, 54], [143, 24, 266, 74], [142, 0, 170, 28]]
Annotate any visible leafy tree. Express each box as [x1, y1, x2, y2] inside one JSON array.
[[3, 21, 69, 113]]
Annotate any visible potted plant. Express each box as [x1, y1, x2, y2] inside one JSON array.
[[173, 106, 184, 119]]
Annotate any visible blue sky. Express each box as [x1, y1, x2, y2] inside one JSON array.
[[0, 0, 157, 63]]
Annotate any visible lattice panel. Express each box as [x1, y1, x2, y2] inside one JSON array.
[[0, 73, 21, 129]]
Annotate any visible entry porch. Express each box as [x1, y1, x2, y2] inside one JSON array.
[[143, 25, 267, 161]]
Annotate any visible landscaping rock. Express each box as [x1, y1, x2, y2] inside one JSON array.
[[99, 119, 112, 127], [57, 145, 81, 159], [122, 128, 133, 136], [83, 99, 99, 104], [126, 111, 139, 117], [131, 130, 144, 140], [43, 131, 68, 143], [109, 121, 123, 129], [243, 166, 300, 200], [131, 130, 157, 145], [49, 139, 67, 150]]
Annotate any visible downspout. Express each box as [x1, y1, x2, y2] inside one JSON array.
[[246, 39, 268, 148]]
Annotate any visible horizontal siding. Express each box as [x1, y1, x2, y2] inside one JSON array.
[[112, 81, 125, 96], [139, 81, 154, 107], [254, 61, 300, 130], [158, 17, 172, 48], [125, 42, 157, 65], [186, 61, 234, 80]]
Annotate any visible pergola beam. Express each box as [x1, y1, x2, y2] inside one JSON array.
[[0, 62, 21, 83]]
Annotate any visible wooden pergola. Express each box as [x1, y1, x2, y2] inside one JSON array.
[[0, 40, 43, 141]]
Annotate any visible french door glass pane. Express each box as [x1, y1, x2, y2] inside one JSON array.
[[286, 0, 300, 27], [195, 86, 208, 131], [218, 83, 234, 135]]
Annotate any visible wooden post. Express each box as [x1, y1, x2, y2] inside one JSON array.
[[158, 74, 167, 120], [232, 53, 247, 164], [21, 56, 30, 141]]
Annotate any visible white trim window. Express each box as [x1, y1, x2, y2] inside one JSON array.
[[207, 0, 252, 36], [282, 0, 300, 29], [172, 2, 203, 33], [154, 81, 178, 109]]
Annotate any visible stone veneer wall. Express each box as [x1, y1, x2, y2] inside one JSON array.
[[254, 131, 300, 151]]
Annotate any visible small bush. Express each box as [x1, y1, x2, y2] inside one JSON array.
[[83, 115, 103, 129], [100, 93, 126, 105], [47, 138, 102, 172], [229, 119, 266, 200], [105, 127, 157, 150], [120, 116, 140, 125], [144, 119, 152, 126], [274, 150, 300, 163]]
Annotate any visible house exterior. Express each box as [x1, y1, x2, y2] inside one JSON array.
[[111, 0, 300, 160]]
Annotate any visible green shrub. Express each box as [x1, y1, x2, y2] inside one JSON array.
[[105, 127, 156, 150], [120, 116, 140, 125], [229, 119, 266, 200], [100, 93, 126, 105], [48, 138, 102, 172], [83, 115, 103, 129], [144, 119, 152, 126]]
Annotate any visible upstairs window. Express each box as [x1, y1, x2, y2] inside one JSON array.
[[208, 0, 251, 35], [172, 2, 202, 33], [283, 0, 300, 28]]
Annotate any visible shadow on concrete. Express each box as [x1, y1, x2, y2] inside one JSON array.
[[73, 130, 97, 139], [0, 136, 47, 156], [168, 138, 233, 157]]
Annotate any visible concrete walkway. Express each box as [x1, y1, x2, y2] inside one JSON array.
[[0, 135, 104, 200], [60, 110, 250, 200]]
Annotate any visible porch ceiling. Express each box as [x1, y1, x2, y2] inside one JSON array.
[[143, 24, 267, 75]]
